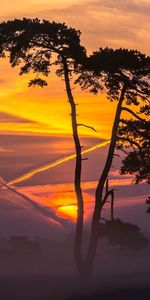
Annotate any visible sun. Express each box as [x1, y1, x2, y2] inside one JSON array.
[[57, 205, 77, 221]]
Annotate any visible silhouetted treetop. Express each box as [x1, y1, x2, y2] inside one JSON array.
[[0, 18, 87, 276], [77, 47, 150, 186], [89, 48, 150, 75], [77, 48, 150, 104], [0, 18, 86, 86]]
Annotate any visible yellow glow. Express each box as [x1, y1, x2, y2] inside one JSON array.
[[0, 57, 117, 138], [0, 0, 148, 140], [57, 204, 77, 220], [15, 187, 93, 222]]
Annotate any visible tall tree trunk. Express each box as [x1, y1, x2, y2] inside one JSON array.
[[110, 190, 114, 222], [62, 57, 85, 275], [85, 83, 127, 277]]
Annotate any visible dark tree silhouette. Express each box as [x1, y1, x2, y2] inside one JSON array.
[[118, 117, 150, 184], [0, 18, 87, 276], [146, 196, 150, 213], [1, 21, 150, 278], [118, 114, 150, 213], [97, 218, 149, 249], [77, 48, 150, 276]]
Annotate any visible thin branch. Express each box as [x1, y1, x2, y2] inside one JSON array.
[[117, 137, 145, 165], [117, 136, 145, 165], [117, 136, 142, 150], [77, 123, 96, 132], [100, 217, 108, 223], [118, 147, 129, 155], [106, 178, 109, 193], [134, 87, 150, 97], [119, 119, 142, 136], [128, 90, 148, 101], [102, 190, 112, 206], [102, 186, 117, 221], [113, 153, 120, 157], [121, 107, 147, 122]]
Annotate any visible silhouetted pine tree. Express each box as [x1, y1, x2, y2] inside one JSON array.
[[0, 18, 87, 276], [77, 48, 150, 276], [1, 21, 150, 278]]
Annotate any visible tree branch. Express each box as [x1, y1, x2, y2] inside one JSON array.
[[113, 153, 120, 157], [118, 136, 146, 166], [121, 107, 147, 122], [134, 87, 150, 97], [128, 90, 148, 101], [117, 136, 142, 150], [120, 148, 129, 155], [77, 123, 96, 132]]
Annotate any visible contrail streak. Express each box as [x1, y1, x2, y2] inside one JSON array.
[[8, 140, 110, 186], [1, 182, 71, 226]]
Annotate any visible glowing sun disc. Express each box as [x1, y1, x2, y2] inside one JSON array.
[[58, 205, 77, 220]]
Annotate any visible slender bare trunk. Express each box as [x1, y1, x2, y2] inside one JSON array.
[[62, 57, 84, 275], [110, 190, 114, 222], [85, 83, 127, 277]]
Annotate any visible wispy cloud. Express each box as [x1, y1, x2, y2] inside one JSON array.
[[0, 0, 149, 54], [0, 147, 13, 153], [36, 0, 150, 53]]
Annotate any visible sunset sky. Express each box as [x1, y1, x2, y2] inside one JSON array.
[[0, 0, 149, 235], [0, 0, 150, 137]]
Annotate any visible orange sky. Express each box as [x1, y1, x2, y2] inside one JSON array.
[[0, 1, 149, 223], [0, 0, 149, 139]]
